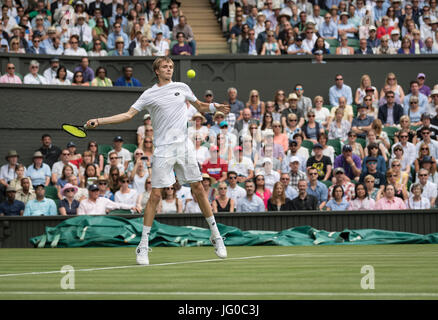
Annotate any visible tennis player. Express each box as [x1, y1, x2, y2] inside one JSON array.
[[86, 57, 229, 265]]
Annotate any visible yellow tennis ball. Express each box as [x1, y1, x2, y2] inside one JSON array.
[[187, 69, 196, 79]]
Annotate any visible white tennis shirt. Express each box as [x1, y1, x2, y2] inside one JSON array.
[[131, 81, 197, 153]]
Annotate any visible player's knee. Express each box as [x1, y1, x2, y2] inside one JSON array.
[[190, 181, 204, 195], [149, 189, 162, 204]]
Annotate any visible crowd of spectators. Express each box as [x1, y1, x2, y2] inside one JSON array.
[[1, 70, 438, 216], [218, 0, 438, 55], [0, 0, 196, 57]]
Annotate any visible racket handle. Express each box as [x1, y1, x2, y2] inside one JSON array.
[[84, 122, 94, 129]]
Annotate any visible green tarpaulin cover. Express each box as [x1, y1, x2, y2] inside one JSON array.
[[29, 216, 438, 248]]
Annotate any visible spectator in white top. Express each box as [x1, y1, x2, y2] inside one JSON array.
[[406, 183, 431, 210], [226, 171, 246, 209], [23, 60, 48, 85], [228, 145, 255, 182], [257, 157, 280, 192], [104, 151, 125, 178], [72, 13, 92, 47], [77, 183, 139, 215], [114, 174, 141, 212], [51, 149, 79, 185], [417, 168, 437, 207], [64, 34, 87, 56], [108, 135, 132, 172]]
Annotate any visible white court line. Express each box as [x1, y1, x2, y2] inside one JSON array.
[[1, 291, 438, 297], [0, 252, 436, 278]]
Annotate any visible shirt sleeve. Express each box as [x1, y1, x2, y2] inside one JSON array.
[[182, 83, 197, 103], [130, 90, 152, 112]]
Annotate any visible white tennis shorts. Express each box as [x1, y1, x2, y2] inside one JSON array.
[[150, 139, 202, 189]]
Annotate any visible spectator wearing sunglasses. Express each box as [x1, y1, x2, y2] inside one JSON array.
[[59, 183, 80, 216], [78, 183, 140, 215], [377, 90, 404, 127]]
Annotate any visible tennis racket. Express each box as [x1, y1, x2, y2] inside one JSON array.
[[62, 122, 94, 138]]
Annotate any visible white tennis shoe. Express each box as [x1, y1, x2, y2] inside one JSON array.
[[210, 236, 227, 259], [136, 245, 149, 265]]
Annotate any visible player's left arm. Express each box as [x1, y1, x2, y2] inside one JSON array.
[[189, 100, 230, 115]]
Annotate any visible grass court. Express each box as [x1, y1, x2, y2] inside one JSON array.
[[1, 244, 437, 300]]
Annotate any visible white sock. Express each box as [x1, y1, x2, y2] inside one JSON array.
[[206, 216, 221, 238], [139, 225, 151, 247]]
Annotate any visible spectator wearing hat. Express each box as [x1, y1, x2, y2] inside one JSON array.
[[281, 93, 305, 129], [337, 12, 357, 38], [58, 183, 80, 215], [109, 136, 132, 172], [334, 144, 361, 181], [188, 112, 209, 142], [429, 90, 438, 119], [281, 139, 306, 173], [366, 25, 380, 51], [256, 157, 279, 192], [306, 143, 332, 181], [287, 156, 306, 191], [77, 183, 139, 215], [23, 184, 57, 216], [388, 29, 401, 50], [27, 152, 51, 188], [287, 34, 310, 55], [328, 167, 355, 202], [352, 104, 375, 139], [0, 150, 23, 190], [107, 22, 129, 51], [0, 186, 24, 216], [416, 73, 431, 98], [109, 35, 129, 55], [209, 111, 227, 136], [236, 179, 265, 213], [66, 141, 82, 169], [359, 156, 386, 190], [137, 113, 152, 146], [312, 49, 326, 64], [73, 13, 92, 46], [378, 90, 404, 127], [417, 155, 438, 183]]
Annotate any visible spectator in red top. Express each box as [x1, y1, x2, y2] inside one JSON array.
[[376, 16, 394, 39], [201, 145, 228, 182]]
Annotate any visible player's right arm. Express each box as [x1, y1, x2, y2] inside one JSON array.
[[86, 107, 139, 128]]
